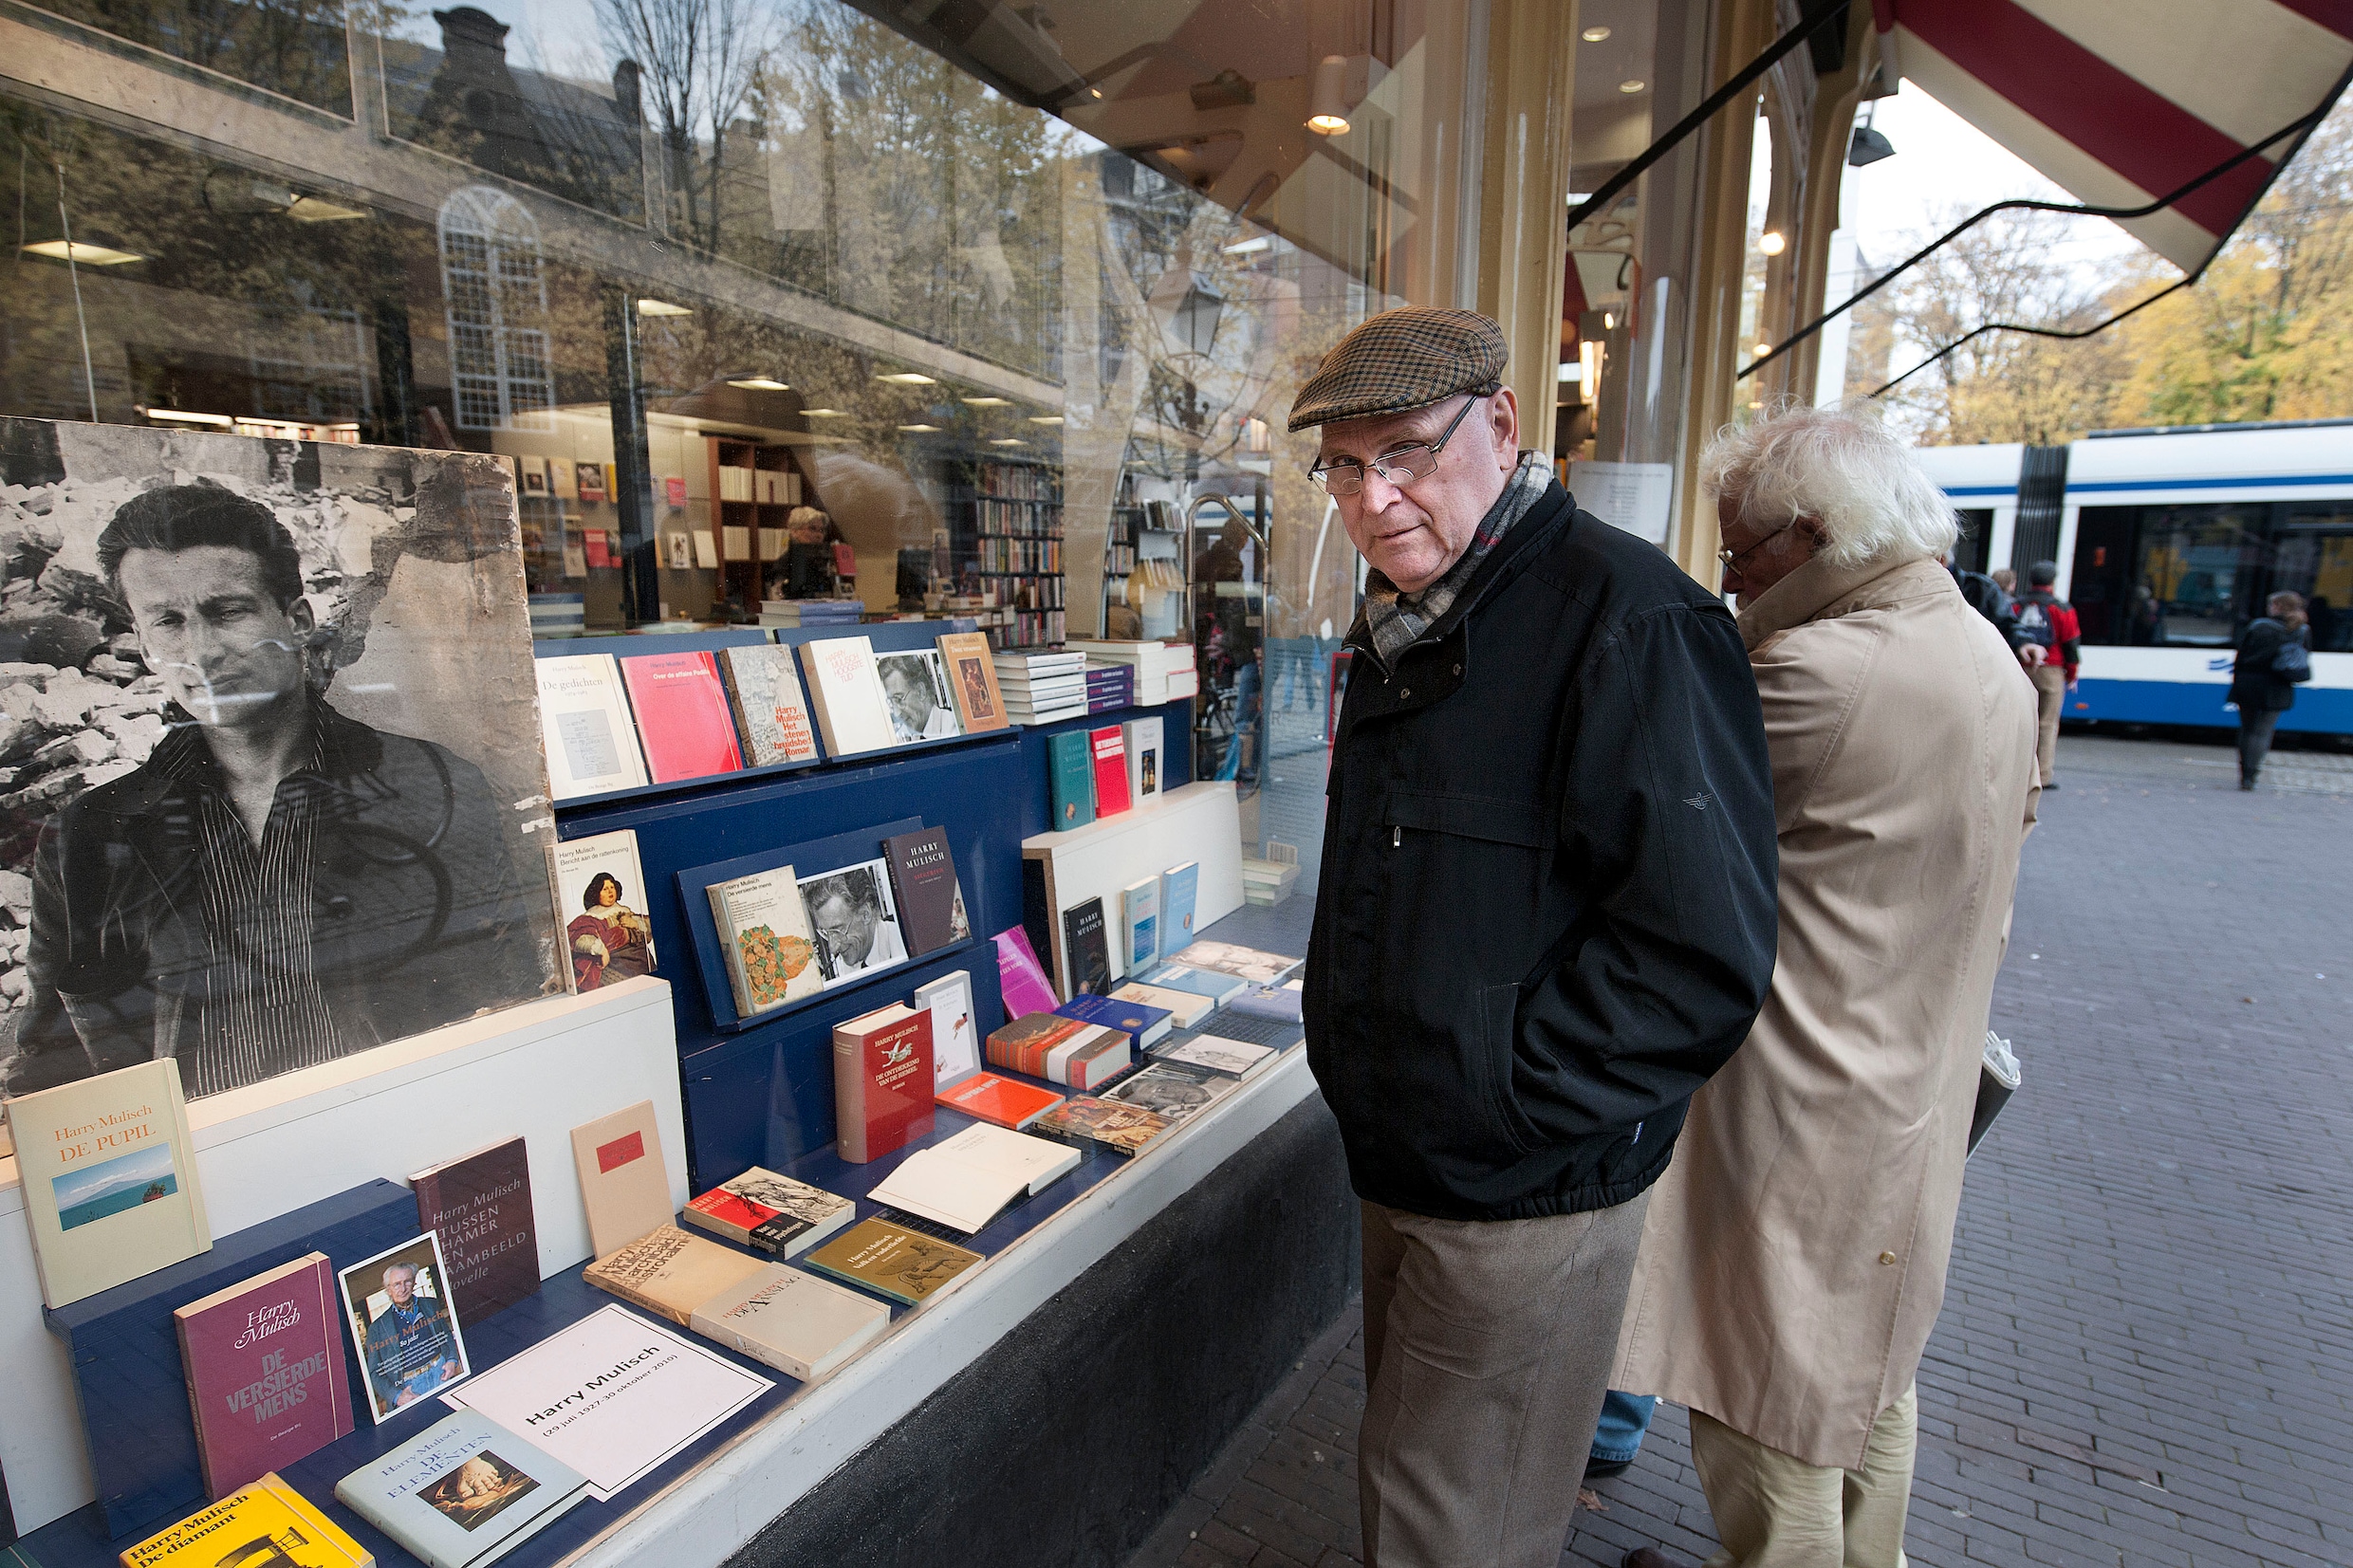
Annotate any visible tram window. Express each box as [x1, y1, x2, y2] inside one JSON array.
[[2132, 505, 2269, 647], [2069, 508, 2138, 644], [2273, 507, 2353, 652], [1952, 509, 1992, 576]]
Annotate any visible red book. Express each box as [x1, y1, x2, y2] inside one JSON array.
[[409, 1136, 538, 1322], [621, 651, 745, 783], [1090, 725, 1131, 816], [985, 1011, 1091, 1078], [834, 1004, 936, 1163], [173, 1253, 356, 1500], [936, 1071, 1065, 1130]]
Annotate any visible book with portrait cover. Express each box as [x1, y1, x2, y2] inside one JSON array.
[[1047, 729, 1094, 829], [1123, 715, 1164, 805], [833, 1004, 936, 1163], [582, 1225, 770, 1326], [4, 1057, 211, 1309], [620, 651, 744, 784], [802, 1217, 980, 1307], [409, 1137, 538, 1322], [882, 826, 972, 956], [691, 1263, 891, 1383], [535, 654, 650, 801], [936, 630, 1010, 732], [1061, 896, 1112, 998], [121, 1473, 371, 1568], [175, 1253, 355, 1501], [335, 1408, 589, 1568], [683, 1167, 853, 1258], [707, 865, 825, 1018], [1089, 725, 1131, 816], [552, 829, 656, 993], [717, 643, 821, 767], [1028, 1096, 1172, 1159], [797, 635, 899, 757], [568, 1101, 671, 1261]]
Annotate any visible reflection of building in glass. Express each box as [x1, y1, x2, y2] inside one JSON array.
[[438, 187, 555, 432], [250, 281, 372, 428]]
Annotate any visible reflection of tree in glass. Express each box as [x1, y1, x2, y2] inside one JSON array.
[[28, 0, 356, 115]]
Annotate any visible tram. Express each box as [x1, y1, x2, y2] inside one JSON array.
[[1915, 419, 2353, 737]]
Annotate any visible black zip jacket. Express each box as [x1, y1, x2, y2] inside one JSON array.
[[1305, 482, 1778, 1221]]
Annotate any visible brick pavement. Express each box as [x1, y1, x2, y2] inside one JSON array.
[[1126, 732, 2353, 1568]]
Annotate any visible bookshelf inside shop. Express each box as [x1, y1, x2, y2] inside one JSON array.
[[955, 457, 1065, 650], [1101, 474, 1185, 641], [707, 435, 813, 615]]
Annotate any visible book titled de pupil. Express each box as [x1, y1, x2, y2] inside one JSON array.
[[833, 1004, 936, 1163]]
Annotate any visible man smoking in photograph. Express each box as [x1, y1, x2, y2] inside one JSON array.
[[9, 483, 541, 1098]]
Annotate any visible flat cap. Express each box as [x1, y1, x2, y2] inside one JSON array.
[[1287, 307, 1508, 433]]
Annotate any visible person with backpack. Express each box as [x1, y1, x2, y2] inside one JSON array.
[[2232, 591, 2312, 789], [2012, 562, 2081, 789]]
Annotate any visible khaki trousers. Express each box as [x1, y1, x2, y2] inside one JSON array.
[[1689, 1385, 1918, 1568], [2030, 664, 2067, 784], [1359, 1192, 1650, 1568]]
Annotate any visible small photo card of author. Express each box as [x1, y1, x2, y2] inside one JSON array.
[[341, 1231, 474, 1423]]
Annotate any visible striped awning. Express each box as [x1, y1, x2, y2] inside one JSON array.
[[1872, 0, 2353, 272]]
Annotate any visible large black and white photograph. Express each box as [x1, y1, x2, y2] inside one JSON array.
[[793, 858, 907, 987], [873, 650, 962, 745], [0, 418, 564, 1101]]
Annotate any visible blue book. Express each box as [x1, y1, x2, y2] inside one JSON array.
[[1139, 963, 1248, 1005], [1048, 729, 1095, 830], [1160, 860, 1199, 949], [1226, 983, 1304, 1024], [1058, 992, 1173, 1048], [337, 1409, 590, 1568]]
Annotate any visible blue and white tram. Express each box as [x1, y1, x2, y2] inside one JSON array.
[[1915, 420, 2353, 737]]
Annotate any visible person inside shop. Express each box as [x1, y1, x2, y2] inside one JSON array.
[[1614, 403, 2037, 1568], [570, 871, 655, 989], [7, 484, 543, 1099], [1291, 306, 1778, 1568], [364, 1260, 464, 1414]]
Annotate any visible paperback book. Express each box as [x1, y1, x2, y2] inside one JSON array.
[[121, 1474, 371, 1568], [797, 636, 899, 756], [874, 648, 965, 744], [553, 831, 657, 991], [1089, 725, 1131, 816], [1047, 729, 1094, 829], [339, 1232, 472, 1424], [334, 1409, 588, 1568], [1164, 940, 1301, 985], [619, 651, 744, 784], [1152, 1035, 1277, 1078], [1140, 962, 1247, 1005], [535, 654, 649, 800], [934, 1071, 1065, 1130], [882, 826, 972, 956], [175, 1253, 355, 1500], [936, 630, 1010, 732], [707, 865, 825, 1017], [867, 1122, 1079, 1233], [804, 1218, 981, 1306], [1058, 992, 1172, 1049], [1061, 896, 1112, 996], [581, 1225, 769, 1326], [409, 1136, 539, 1321], [1121, 876, 1160, 974], [1123, 716, 1164, 805], [1102, 1060, 1235, 1125], [716, 643, 821, 767], [1028, 1097, 1172, 1159], [1159, 861, 1199, 950], [683, 1168, 853, 1258], [915, 968, 981, 1084], [1109, 980, 1214, 1029], [691, 1264, 891, 1383], [798, 858, 910, 987], [569, 1100, 673, 1260]]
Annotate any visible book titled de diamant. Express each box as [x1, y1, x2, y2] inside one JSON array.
[[409, 1137, 539, 1321], [833, 1004, 936, 1163], [120, 1473, 372, 1568], [882, 826, 971, 957], [175, 1253, 355, 1501], [335, 1409, 588, 1568]]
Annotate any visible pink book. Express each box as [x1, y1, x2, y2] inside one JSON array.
[[621, 650, 746, 784], [174, 1252, 355, 1499], [994, 926, 1061, 1018]]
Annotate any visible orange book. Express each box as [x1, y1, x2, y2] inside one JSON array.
[[984, 1011, 1091, 1079], [936, 1071, 1065, 1130]]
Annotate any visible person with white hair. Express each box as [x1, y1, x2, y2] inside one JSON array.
[[1611, 403, 2039, 1568]]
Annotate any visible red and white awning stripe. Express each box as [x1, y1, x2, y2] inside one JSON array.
[[1872, 0, 2353, 272]]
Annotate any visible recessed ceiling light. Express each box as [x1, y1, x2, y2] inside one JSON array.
[[990, 437, 1028, 446], [1757, 231, 1787, 255], [1618, 79, 1646, 94], [23, 239, 142, 265], [803, 407, 850, 417], [287, 195, 368, 222], [876, 372, 937, 385], [898, 423, 941, 433], [1222, 235, 1272, 255], [728, 377, 790, 391], [1582, 25, 1611, 42], [1754, 341, 1772, 357], [637, 297, 692, 316], [962, 396, 1012, 407], [1089, 86, 1103, 100], [140, 407, 232, 425], [1028, 415, 1065, 426]]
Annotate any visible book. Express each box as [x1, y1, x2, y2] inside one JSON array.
[[936, 631, 1010, 732], [716, 643, 821, 767], [1059, 991, 1172, 1049], [1193, 1009, 1303, 1047], [4, 1059, 210, 1309], [175, 1253, 355, 1501], [1028, 1097, 1172, 1159], [1159, 861, 1199, 950], [1062, 896, 1112, 997], [1164, 940, 1302, 985], [706, 866, 825, 1017], [882, 826, 972, 957], [868, 1123, 1079, 1233], [797, 635, 899, 756], [1152, 1034, 1277, 1078], [874, 648, 965, 744], [802, 1218, 981, 1306], [1227, 984, 1305, 1024], [833, 1004, 936, 1163], [935, 1071, 1065, 1130], [1089, 725, 1131, 816], [1054, 1026, 1129, 1090], [1123, 716, 1164, 804], [1121, 876, 1161, 974], [1047, 729, 1094, 829], [1140, 962, 1247, 1005], [581, 1225, 769, 1326], [568, 1101, 671, 1260], [798, 858, 911, 987], [1102, 1060, 1236, 1124], [690, 1264, 891, 1383], [1110, 980, 1214, 1029], [619, 650, 744, 784], [683, 1168, 852, 1259], [992, 926, 1062, 1017], [334, 1409, 588, 1568], [121, 1473, 372, 1568], [338, 1231, 474, 1424], [552, 830, 656, 991], [409, 1137, 539, 1322], [535, 654, 650, 800], [914, 969, 981, 1086], [985, 1010, 1092, 1079]]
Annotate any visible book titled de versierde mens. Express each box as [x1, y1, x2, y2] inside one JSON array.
[[175, 1252, 356, 1500]]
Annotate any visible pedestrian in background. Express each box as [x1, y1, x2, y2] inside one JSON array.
[[1292, 307, 1779, 1568], [2232, 591, 2311, 790], [1615, 404, 2038, 1568], [2013, 561, 2082, 789], [1990, 566, 2017, 596]]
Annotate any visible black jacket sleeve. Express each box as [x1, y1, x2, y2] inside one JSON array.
[[1509, 603, 1779, 1140]]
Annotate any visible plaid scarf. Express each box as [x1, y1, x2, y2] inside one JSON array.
[[1359, 452, 1548, 671]]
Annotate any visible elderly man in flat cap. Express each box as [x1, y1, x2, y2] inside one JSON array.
[[1295, 306, 1779, 1568]]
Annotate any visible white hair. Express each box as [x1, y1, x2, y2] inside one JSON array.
[[1699, 401, 1958, 569]]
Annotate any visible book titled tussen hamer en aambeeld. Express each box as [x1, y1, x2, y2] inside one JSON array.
[[410, 1137, 539, 1322]]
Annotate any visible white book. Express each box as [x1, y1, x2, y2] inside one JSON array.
[[797, 636, 899, 756], [916, 969, 981, 1087], [1153, 1035, 1276, 1078], [689, 1264, 890, 1383], [5, 1060, 210, 1308], [1121, 876, 1161, 975], [536, 654, 651, 800], [867, 1123, 1080, 1232], [552, 829, 656, 992], [1110, 980, 1214, 1029], [707, 866, 825, 1017], [1123, 716, 1165, 805]]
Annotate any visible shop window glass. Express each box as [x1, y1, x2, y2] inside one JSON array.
[[26, 0, 352, 115]]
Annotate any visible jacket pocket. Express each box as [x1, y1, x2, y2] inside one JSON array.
[[1382, 789, 1545, 848], [1481, 981, 1546, 1156]]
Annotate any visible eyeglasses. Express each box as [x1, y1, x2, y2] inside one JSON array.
[[1309, 394, 1483, 496], [1717, 523, 1792, 572]]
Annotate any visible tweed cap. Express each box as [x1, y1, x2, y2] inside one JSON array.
[[1287, 307, 1509, 433]]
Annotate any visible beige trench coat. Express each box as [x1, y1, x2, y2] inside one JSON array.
[[1613, 551, 2039, 1469]]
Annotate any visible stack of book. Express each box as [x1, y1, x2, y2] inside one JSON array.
[[1242, 849, 1302, 907], [995, 649, 1088, 723], [1084, 661, 1136, 712], [1065, 638, 1198, 704], [761, 599, 866, 629], [528, 592, 587, 635]]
